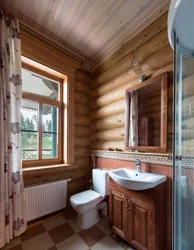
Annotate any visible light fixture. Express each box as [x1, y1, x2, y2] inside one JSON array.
[[129, 56, 149, 82]]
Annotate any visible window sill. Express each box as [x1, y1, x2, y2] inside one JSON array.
[[22, 163, 77, 172]]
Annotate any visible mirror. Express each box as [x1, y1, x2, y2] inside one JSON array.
[[125, 72, 168, 152]]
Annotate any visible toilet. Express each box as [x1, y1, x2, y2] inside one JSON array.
[[70, 169, 110, 230]]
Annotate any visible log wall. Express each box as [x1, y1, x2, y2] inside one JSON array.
[[74, 68, 91, 191], [90, 12, 173, 153]]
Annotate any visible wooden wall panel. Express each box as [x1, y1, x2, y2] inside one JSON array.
[[74, 69, 91, 191], [90, 13, 173, 153]]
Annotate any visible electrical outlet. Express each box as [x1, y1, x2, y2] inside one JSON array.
[[181, 176, 188, 199]]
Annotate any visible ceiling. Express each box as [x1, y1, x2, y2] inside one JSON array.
[[0, 0, 170, 71]]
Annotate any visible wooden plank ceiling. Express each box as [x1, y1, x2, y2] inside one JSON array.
[[0, 0, 169, 70]]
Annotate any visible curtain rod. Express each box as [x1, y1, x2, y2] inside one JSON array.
[[0, 6, 90, 64]]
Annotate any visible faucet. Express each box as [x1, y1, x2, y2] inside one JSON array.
[[134, 160, 141, 173]]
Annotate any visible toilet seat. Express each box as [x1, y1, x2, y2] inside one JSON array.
[[70, 189, 102, 207]]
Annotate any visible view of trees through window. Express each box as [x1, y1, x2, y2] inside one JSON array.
[[21, 105, 56, 160]]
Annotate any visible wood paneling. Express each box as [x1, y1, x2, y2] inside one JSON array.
[[1, 0, 169, 69], [74, 69, 91, 191], [90, 13, 173, 153]]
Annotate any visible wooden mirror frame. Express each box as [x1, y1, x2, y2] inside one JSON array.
[[125, 72, 168, 153]]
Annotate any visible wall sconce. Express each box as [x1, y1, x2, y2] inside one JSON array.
[[129, 57, 149, 82]]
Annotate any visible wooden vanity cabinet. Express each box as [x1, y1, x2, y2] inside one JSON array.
[[109, 179, 166, 250]]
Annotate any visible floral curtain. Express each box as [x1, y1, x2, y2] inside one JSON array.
[[0, 9, 27, 248], [129, 90, 138, 146]]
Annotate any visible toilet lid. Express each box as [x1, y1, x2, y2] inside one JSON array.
[[70, 190, 102, 206]]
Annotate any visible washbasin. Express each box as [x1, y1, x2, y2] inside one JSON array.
[[109, 168, 167, 191]]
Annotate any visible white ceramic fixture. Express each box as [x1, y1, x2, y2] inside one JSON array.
[[109, 168, 167, 191], [168, 0, 194, 56], [70, 169, 110, 230]]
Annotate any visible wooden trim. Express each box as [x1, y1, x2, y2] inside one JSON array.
[[125, 72, 168, 153], [64, 75, 75, 164], [38, 103, 42, 161], [22, 92, 61, 108], [22, 64, 64, 168], [22, 62, 64, 83]]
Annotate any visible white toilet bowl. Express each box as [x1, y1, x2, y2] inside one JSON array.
[[70, 189, 105, 230], [70, 169, 110, 230]]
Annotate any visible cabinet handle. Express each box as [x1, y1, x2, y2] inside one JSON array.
[[124, 198, 128, 208], [128, 200, 131, 211]]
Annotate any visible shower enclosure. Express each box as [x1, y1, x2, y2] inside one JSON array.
[[173, 34, 194, 250], [168, 0, 194, 249]]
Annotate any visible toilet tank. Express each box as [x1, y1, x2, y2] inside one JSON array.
[[92, 169, 110, 195]]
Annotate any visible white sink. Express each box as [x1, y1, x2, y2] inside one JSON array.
[[109, 168, 167, 191]]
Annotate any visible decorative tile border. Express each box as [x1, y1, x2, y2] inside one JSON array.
[[90, 150, 173, 167], [90, 150, 194, 169]]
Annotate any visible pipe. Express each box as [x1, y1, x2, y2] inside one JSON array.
[[98, 201, 107, 216]]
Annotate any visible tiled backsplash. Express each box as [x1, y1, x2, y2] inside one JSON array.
[[90, 150, 172, 166]]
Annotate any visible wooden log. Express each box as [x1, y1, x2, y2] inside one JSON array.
[[90, 71, 138, 100], [75, 91, 89, 105], [91, 29, 171, 88], [75, 158, 87, 168], [75, 103, 89, 116], [91, 65, 172, 105], [75, 80, 90, 95], [23, 165, 86, 186], [75, 125, 90, 137], [92, 13, 168, 77], [68, 178, 86, 195], [75, 137, 90, 147], [91, 100, 125, 121], [90, 77, 141, 111], [75, 69, 90, 85], [74, 147, 88, 158], [90, 141, 125, 151], [74, 115, 90, 126], [91, 127, 125, 142], [91, 113, 125, 131]]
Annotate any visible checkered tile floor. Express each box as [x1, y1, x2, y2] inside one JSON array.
[[2, 209, 135, 250]]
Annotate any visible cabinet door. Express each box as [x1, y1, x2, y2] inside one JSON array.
[[127, 197, 155, 250], [109, 190, 128, 239]]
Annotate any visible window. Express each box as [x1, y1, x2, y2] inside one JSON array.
[[21, 64, 63, 167]]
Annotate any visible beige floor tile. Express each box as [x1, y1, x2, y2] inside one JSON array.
[[48, 223, 75, 245], [2, 236, 21, 250], [78, 225, 106, 247], [96, 217, 112, 235], [91, 236, 124, 250], [43, 216, 66, 231], [22, 232, 54, 250], [68, 218, 81, 233], [56, 234, 88, 250]]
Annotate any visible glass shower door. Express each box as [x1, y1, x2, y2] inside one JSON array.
[[174, 32, 194, 250]]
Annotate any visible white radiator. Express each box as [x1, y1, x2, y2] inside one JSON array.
[[24, 180, 67, 222]]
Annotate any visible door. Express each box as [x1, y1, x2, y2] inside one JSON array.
[[109, 190, 128, 239], [128, 197, 155, 250]]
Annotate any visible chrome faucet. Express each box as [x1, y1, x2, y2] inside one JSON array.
[[134, 160, 141, 173]]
